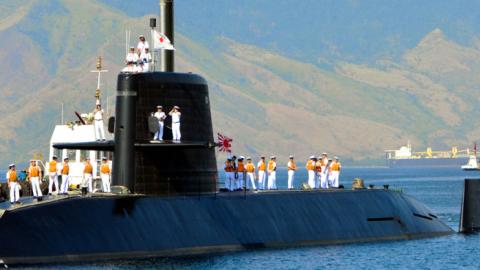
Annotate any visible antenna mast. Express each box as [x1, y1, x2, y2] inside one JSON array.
[[90, 56, 108, 106]]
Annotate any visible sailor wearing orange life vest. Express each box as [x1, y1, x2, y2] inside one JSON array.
[[306, 156, 316, 188], [224, 158, 234, 191], [100, 157, 111, 192], [245, 157, 257, 190], [257, 156, 266, 190], [60, 158, 70, 195], [267, 156, 277, 190], [287, 155, 297, 189], [329, 157, 341, 188], [83, 158, 94, 193], [28, 160, 43, 198], [48, 156, 59, 195], [7, 164, 20, 204], [319, 153, 329, 189], [237, 156, 246, 190]]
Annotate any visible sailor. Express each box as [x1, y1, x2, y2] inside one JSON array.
[[60, 158, 70, 195], [139, 48, 152, 72], [231, 156, 238, 190], [100, 157, 111, 193], [257, 156, 266, 190], [28, 160, 43, 198], [83, 157, 93, 193], [153, 105, 166, 141], [316, 156, 323, 189], [137, 35, 149, 55], [287, 155, 296, 189], [245, 157, 257, 190], [237, 156, 246, 190], [320, 153, 329, 189], [48, 155, 59, 195], [93, 104, 106, 141], [306, 156, 316, 189], [329, 157, 341, 188], [169, 106, 181, 141], [224, 158, 234, 191], [267, 156, 277, 190], [7, 164, 20, 204], [123, 47, 139, 73]]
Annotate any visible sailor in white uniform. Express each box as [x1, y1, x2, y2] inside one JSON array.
[[306, 156, 316, 189], [169, 106, 181, 141], [100, 157, 111, 193], [139, 48, 152, 72], [137, 35, 149, 55], [245, 157, 257, 190], [28, 160, 43, 198], [287, 155, 296, 189], [320, 153, 329, 189], [48, 156, 59, 195], [122, 47, 139, 73], [267, 156, 277, 190], [7, 164, 20, 204], [60, 158, 70, 195], [93, 104, 106, 141], [153, 105, 166, 141], [257, 156, 266, 190]]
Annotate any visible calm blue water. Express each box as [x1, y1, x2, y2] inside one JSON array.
[[16, 167, 480, 269]]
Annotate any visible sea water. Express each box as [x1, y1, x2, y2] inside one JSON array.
[[15, 167, 480, 269]]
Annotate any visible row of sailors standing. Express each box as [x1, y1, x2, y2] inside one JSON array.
[[223, 154, 341, 191], [5, 156, 112, 204], [122, 35, 152, 73]]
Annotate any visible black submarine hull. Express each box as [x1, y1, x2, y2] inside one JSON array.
[[0, 190, 452, 265]]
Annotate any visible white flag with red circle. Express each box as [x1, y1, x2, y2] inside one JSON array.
[[153, 30, 175, 50]]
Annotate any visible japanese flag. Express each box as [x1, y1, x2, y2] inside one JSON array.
[[153, 30, 175, 50]]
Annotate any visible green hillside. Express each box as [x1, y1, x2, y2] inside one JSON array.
[[0, 0, 479, 167]]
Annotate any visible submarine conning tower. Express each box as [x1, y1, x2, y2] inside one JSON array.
[[113, 72, 218, 195]]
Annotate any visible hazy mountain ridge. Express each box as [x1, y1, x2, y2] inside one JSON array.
[[1, 0, 480, 166]]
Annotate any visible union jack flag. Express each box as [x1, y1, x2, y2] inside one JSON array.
[[217, 133, 233, 153]]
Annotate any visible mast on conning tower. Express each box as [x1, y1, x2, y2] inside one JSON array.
[[159, 0, 174, 72], [90, 56, 108, 105]]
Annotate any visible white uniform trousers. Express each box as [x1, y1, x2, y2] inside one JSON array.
[[320, 172, 328, 189], [258, 171, 266, 190], [48, 172, 59, 194], [101, 173, 111, 192], [247, 172, 256, 190], [9, 182, 20, 203], [237, 172, 245, 190], [30, 177, 42, 197], [143, 63, 150, 72], [288, 170, 295, 189], [329, 171, 340, 188], [60, 174, 69, 194], [225, 172, 234, 191], [172, 122, 181, 140], [84, 173, 93, 193], [154, 121, 164, 140], [267, 171, 276, 190], [307, 170, 316, 189], [94, 120, 106, 140]]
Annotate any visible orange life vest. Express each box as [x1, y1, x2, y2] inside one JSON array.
[[331, 162, 341, 171], [246, 163, 255, 173], [100, 164, 110, 174], [288, 161, 297, 171], [258, 161, 266, 171], [237, 161, 245, 173], [84, 162, 93, 174], [29, 166, 40, 177], [315, 160, 322, 172], [268, 161, 276, 171], [49, 160, 57, 173], [224, 161, 233, 172], [62, 163, 69, 175], [8, 171, 17, 182], [306, 160, 315, 171]]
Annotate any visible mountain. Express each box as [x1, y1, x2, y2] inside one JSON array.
[[1, 0, 480, 168]]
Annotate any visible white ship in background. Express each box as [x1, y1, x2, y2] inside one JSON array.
[[385, 141, 470, 168], [48, 57, 113, 188], [461, 143, 479, 171]]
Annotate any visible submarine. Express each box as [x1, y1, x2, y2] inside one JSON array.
[[0, 0, 452, 265]]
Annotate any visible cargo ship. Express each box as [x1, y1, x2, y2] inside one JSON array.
[[385, 142, 470, 168]]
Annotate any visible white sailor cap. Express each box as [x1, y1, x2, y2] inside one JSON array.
[[8, 164, 15, 168], [52, 155, 57, 159], [85, 157, 90, 160], [289, 155, 294, 159], [246, 157, 251, 160], [334, 156, 339, 160], [129, 46, 135, 49], [322, 152, 328, 155], [270, 155, 276, 159], [328, 158, 333, 161], [156, 105, 163, 109], [309, 155, 315, 159], [102, 157, 107, 160], [64, 157, 69, 160], [139, 35, 145, 38], [173, 105, 180, 109], [238, 156, 245, 160], [227, 157, 232, 161]]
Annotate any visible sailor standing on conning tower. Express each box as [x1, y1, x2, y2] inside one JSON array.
[[100, 157, 111, 193], [28, 160, 43, 198], [137, 35, 149, 55], [169, 106, 181, 141], [267, 156, 277, 190], [224, 157, 234, 191], [48, 156, 59, 195], [7, 164, 20, 204], [245, 157, 257, 190], [123, 47, 139, 73], [306, 156, 316, 189], [237, 156, 246, 190], [257, 156, 266, 190], [83, 157, 93, 193], [287, 155, 296, 189], [93, 104, 106, 141], [153, 105, 166, 141], [329, 157, 341, 188], [59, 158, 70, 195], [139, 48, 152, 72]]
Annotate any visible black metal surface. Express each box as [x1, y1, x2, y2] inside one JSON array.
[[459, 178, 480, 232], [159, 0, 174, 72], [53, 141, 115, 151]]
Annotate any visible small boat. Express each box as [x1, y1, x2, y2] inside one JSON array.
[[462, 155, 479, 171]]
